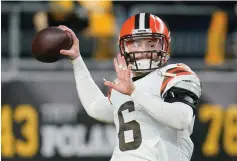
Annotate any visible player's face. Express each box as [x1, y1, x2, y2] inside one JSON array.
[[125, 38, 162, 60]]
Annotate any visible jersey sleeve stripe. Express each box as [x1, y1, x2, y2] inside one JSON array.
[[160, 67, 195, 96], [176, 71, 194, 76], [161, 77, 173, 95], [167, 67, 187, 74]]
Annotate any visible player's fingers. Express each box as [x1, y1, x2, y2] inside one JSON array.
[[114, 58, 122, 78], [119, 54, 127, 66], [115, 55, 128, 78], [104, 81, 118, 90], [123, 64, 131, 82], [117, 54, 127, 68], [58, 25, 70, 32], [58, 26, 75, 41], [117, 55, 127, 80], [58, 25, 67, 31], [114, 58, 120, 73], [117, 54, 123, 66], [60, 49, 71, 56], [126, 64, 132, 78], [59, 25, 79, 46]]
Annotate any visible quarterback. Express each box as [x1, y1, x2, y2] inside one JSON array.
[[59, 13, 201, 161]]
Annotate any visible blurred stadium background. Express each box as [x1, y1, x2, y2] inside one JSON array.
[[1, 1, 237, 161]]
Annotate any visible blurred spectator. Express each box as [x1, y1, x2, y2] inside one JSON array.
[[79, 0, 116, 60], [33, 1, 89, 33], [33, 0, 116, 60]]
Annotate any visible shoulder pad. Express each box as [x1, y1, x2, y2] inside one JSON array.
[[174, 80, 201, 98], [163, 86, 199, 113], [159, 63, 201, 97]]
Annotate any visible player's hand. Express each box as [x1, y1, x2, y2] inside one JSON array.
[[58, 25, 80, 60], [104, 54, 135, 96]]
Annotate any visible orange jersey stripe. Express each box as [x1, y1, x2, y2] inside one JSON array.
[[167, 67, 187, 74], [160, 67, 195, 96], [177, 71, 194, 76], [160, 77, 173, 94]]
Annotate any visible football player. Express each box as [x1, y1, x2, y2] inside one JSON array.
[[59, 13, 201, 161]]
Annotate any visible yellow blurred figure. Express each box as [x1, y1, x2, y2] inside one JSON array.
[[80, 1, 115, 37], [205, 10, 228, 65], [34, 0, 115, 60], [34, 1, 75, 32], [79, 0, 116, 60], [49, 1, 74, 21]]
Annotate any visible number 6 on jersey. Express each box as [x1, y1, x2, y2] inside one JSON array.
[[118, 101, 142, 151]]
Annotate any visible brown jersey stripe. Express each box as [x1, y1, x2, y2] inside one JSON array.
[[161, 67, 177, 87], [161, 77, 173, 95], [166, 67, 187, 74], [160, 67, 194, 96], [161, 67, 188, 87], [176, 71, 194, 76]]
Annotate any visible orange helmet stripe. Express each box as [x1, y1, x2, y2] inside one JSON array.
[[150, 15, 169, 38], [120, 16, 135, 38]]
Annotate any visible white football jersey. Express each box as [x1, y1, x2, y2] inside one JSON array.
[[109, 63, 201, 161]]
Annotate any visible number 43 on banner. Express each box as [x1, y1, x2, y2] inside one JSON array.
[[1, 104, 39, 158]]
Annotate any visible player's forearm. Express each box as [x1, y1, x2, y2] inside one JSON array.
[[72, 56, 114, 123], [131, 89, 193, 130]]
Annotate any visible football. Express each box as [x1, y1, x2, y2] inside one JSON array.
[[32, 27, 73, 63]]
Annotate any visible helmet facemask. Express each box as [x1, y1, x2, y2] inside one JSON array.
[[119, 33, 170, 73]]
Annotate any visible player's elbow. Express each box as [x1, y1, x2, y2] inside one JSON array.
[[85, 105, 104, 121], [85, 107, 96, 118], [176, 114, 192, 130], [84, 102, 100, 119], [86, 107, 113, 124], [173, 105, 193, 130], [83, 99, 113, 123]]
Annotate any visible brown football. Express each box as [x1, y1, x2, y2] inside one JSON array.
[[32, 27, 73, 63]]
